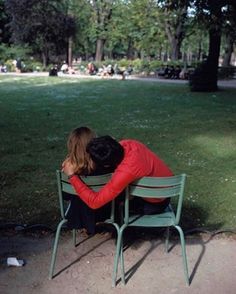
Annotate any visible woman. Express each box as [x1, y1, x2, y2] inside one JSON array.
[[62, 127, 113, 235], [62, 126, 96, 175], [62, 136, 173, 215]]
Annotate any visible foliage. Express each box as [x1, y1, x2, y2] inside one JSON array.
[[189, 0, 236, 91], [0, 43, 32, 62], [71, 0, 94, 59], [158, 0, 191, 60], [5, 0, 77, 65], [0, 0, 10, 43]]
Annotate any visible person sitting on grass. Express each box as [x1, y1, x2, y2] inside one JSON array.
[[87, 62, 97, 75], [62, 135, 173, 215]]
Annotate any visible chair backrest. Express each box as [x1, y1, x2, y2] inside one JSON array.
[[56, 170, 113, 220], [126, 174, 186, 224]]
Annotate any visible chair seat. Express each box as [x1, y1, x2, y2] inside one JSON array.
[[127, 210, 176, 227]]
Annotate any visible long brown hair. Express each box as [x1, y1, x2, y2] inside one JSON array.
[[67, 126, 96, 175]]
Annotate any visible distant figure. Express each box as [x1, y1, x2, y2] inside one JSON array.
[[0, 64, 7, 73], [49, 64, 58, 76], [126, 64, 133, 75], [114, 64, 121, 75], [87, 62, 97, 75], [16, 58, 22, 73], [68, 67, 76, 74], [61, 62, 69, 74], [107, 64, 114, 76], [174, 65, 181, 79], [157, 65, 166, 78], [179, 67, 188, 79], [168, 66, 175, 79], [122, 64, 133, 80], [12, 59, 17, 71]]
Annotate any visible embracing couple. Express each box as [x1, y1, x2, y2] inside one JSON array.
[[62, 126, 173, 234]]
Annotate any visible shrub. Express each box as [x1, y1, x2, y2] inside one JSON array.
[[0, 44, 32, 62], [4, 60, 15, 72]]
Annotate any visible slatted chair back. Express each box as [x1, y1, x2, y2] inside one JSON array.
[[126, 174, 186, 225], [57, 171, 114, 221]]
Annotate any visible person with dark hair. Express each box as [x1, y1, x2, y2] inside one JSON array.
[[62, 136, 173, 215], [49, 64, 58, 76], [87, 136, 124, 170]]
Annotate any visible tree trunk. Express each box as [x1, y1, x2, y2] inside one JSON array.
[[95, 39, 105, 61], [222, 34, 234, 67], [42, 52, 48, 68], [68, 36, 73, 67], [206, 26, 221, 89], [197, 40, 202, 61], [170, 37, 181, 61], [126, 38, 133, 59], [190, 5, 222, 92], [164, 5, 187, 61]]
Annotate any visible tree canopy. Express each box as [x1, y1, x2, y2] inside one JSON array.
[[1, 0, 236, 90], [5, 0, 76, 66]]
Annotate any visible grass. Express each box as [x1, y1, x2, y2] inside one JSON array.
[[0, 75, 236, 230]]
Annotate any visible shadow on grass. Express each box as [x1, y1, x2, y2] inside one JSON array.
[[181, 204, 223, 232]]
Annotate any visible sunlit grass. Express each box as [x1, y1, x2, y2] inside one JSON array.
[[0, 75, 235, 230]]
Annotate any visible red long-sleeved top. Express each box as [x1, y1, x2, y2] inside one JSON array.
[[70, 139, 173, 209]]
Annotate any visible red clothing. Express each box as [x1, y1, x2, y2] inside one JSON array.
[[70, 139, 173, 209]]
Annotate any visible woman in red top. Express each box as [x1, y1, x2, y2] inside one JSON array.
[[62, 136, 173, 214]]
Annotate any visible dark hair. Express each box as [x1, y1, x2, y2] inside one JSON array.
[[86, 136, 124, 169]]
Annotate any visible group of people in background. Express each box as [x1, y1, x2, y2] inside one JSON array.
[[157, 65, 189, 80], [48, 61, 133, 80], [87, 62, 133, 80], [0, 58, 23, 73]]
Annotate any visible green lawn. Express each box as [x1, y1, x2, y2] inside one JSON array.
[[0, 75, 236, 230]]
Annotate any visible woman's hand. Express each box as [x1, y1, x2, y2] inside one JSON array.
[[61, 158, 76, 176]]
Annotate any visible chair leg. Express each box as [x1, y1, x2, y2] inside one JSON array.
[[49, 219, 67, 279], [120, 237, 125, 284], [112, 231, 122, 287], [174, 225, 189, 285], [165, 227, 170, 253], [112, 225, 126, 287], [72, 229, 76, 246]]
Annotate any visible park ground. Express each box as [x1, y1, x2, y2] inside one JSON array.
[[0, 229, 236, 294], [2, 71, 236, 88], [0, 73, 236, 293]]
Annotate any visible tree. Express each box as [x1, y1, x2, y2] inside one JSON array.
[[190, 0, 236, 91], [88, 0, 114, 61], [127, 0, 163, 59], [105, 0, 166, 60], [0, 0, 10, 44], [158, 0, 190, 61], [222, 4, 236, 66], [5, 0, 76, 66]]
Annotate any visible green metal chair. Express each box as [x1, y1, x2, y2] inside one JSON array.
[[49, 170, 120, 282], [112, 174, 189, 286]]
